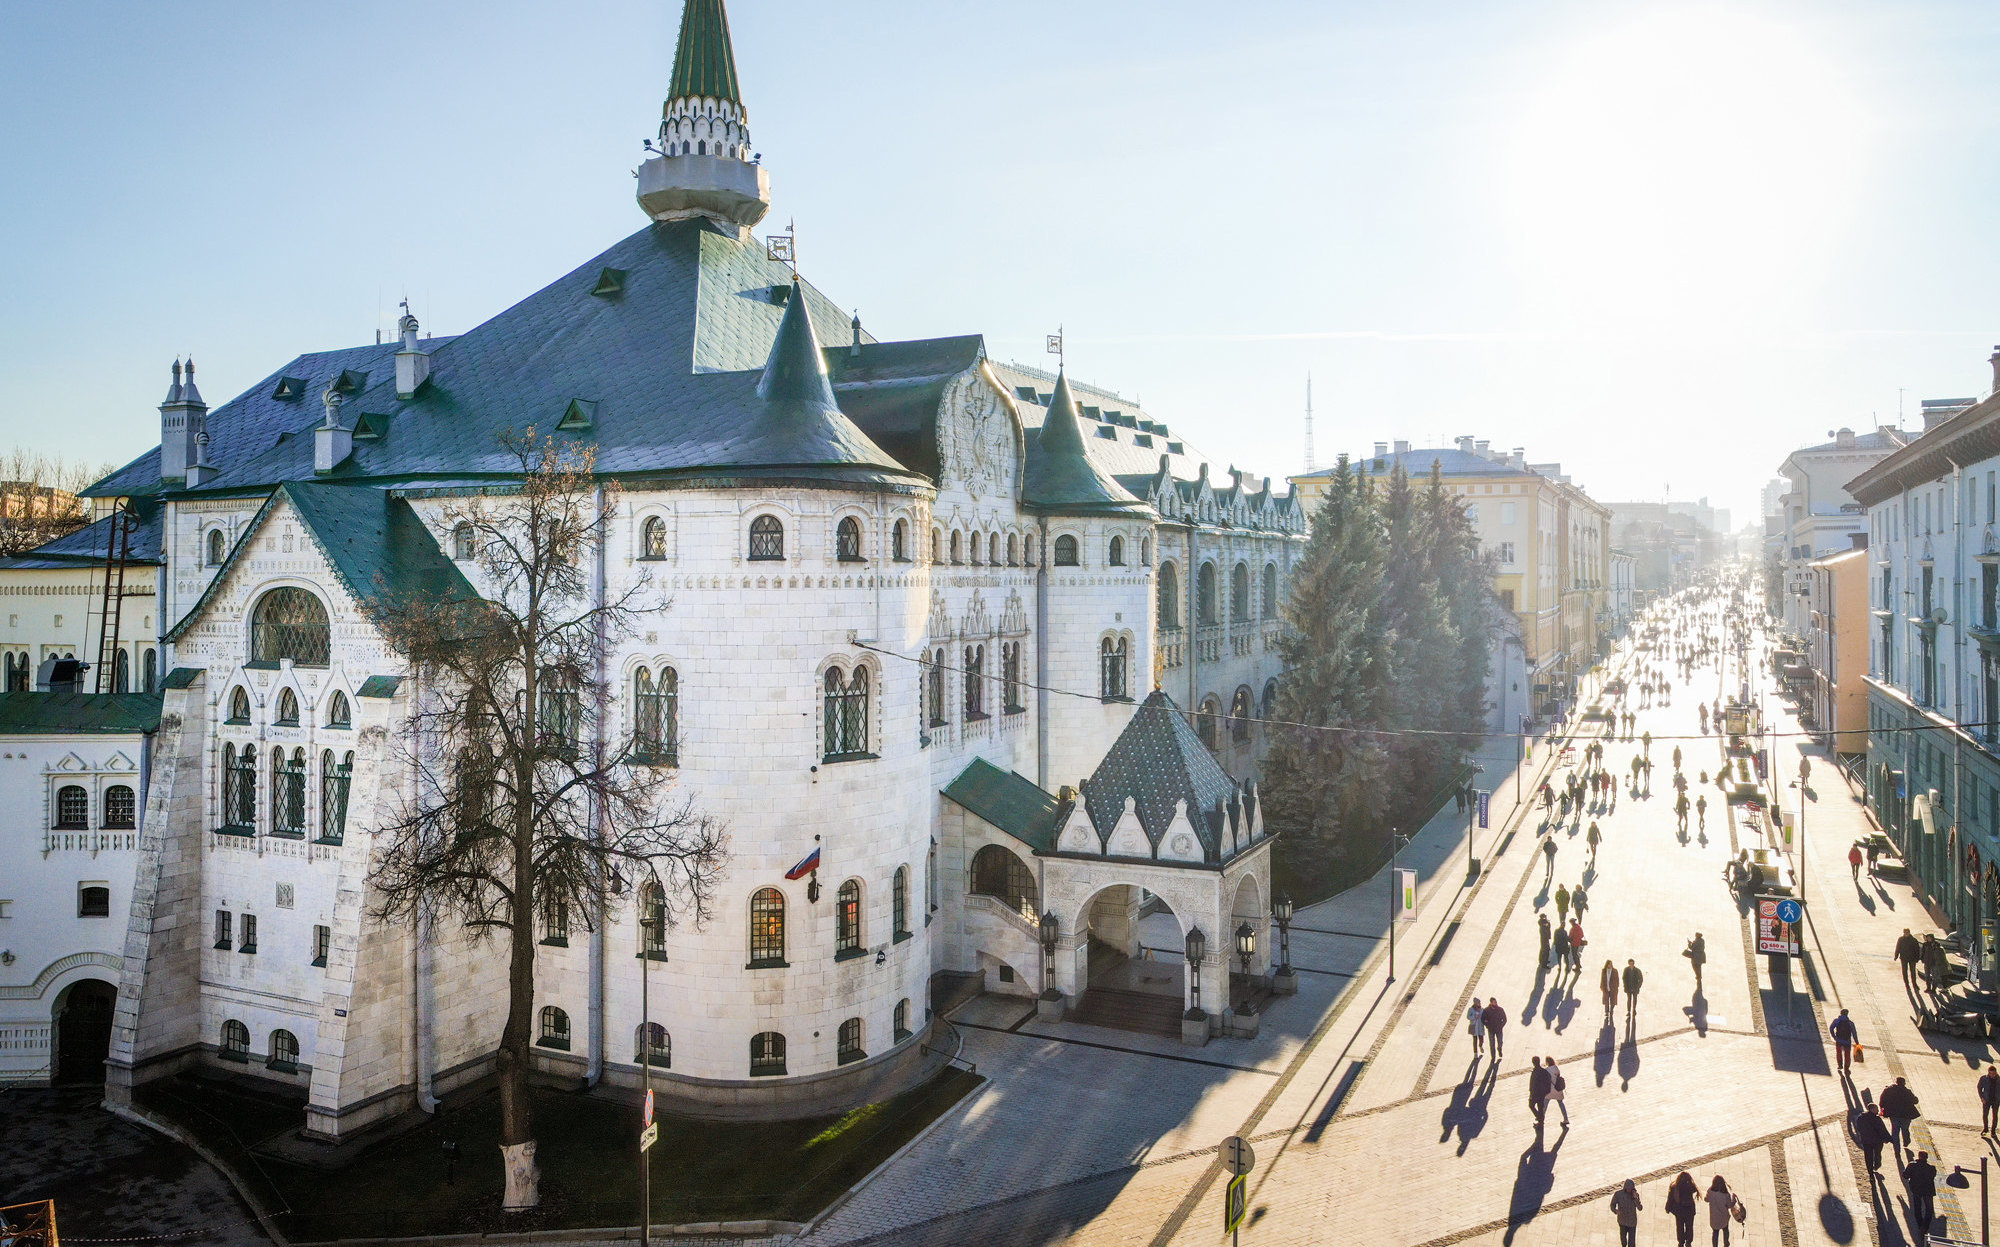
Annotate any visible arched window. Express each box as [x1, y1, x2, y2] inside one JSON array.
[[453, 523, 476, 560], [273, 748, 306, 836], [1100, 636, 1130, 701], [1002, 641, 1023, 712], [970, 845, 1038, 920], [835, 878, 862, 954], [926, 647, 946, 727], [1158, 562, 1180, 629], [893, 865, 909, 937], [931, 527, 942, 563], [4, 653, 21, 692], [220, 1019, 250, 1061], [1231, 687, 1254, 742], [1262, 679, 1278, 718], [635, 1022, 669, 1068], [949, 531, 962, 564], [1109, 535, 1126, 566], [968, 532, 981, 566], [112, 649, 130, 693], [893, 998, 912, 1041], [321, 750, 353, 843], [227, 687, 251, 723], [836, 517, 863, 562], [268, 1029, 300, 1071], [538, 665, 582, 759], [326, 691, 350, 728], [640, 516, 667, 560], [748, 514, 784, 560], [823, 667, 870, 760], [634, 667, 678, 764], [1198, 564, 1218, 625], [251, 588, 330, 666], [1007, 533, 1018, 565], [54, 784, 87, 829], [989, 533, 1000, 565], [837, 1017, 866, 1064], [104, 784, 136, 830], [963, 645, 985, 719], [749, 887, 786, 966], [892, 519, 909, 562], [142, 647, 158, 693], [1263, 562, 1279, 618], [275, 688, 299, 725], [1198, 697, 1222, 752], [638, 880, 667, 957], [1054, 534, 1080, 566], [206, 528, 227, 566], [537, 1006, 571, 1050], [1231, 563, 1250, 622], [1141, 536, 1152, 566], [1024, 535, 1035, 566], [749, 1031, 786, 1076], [222, 744, 255, 831]]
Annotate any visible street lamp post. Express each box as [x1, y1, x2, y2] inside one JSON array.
[[1185, 926, 1206, 1012], [1467, 763, 1486, 881], [638, 914, 656, 1247], [1792, 755, 1812, 902], [1235, 921, 1257, 1016], [1388, 828, 1412, 984], [1038, 910, 1064, 1020], [1949, 1155, 1990, 1244], [1271, 892, 1296, 995]]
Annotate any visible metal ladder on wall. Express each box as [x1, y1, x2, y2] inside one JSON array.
[[91, 505, 135, 694]]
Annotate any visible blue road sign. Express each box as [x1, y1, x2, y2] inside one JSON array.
[[1776, 899, 1803, 924], [1477, 790, 1490, 829]]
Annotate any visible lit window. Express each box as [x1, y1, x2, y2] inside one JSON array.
[[640, 516, 667, 560], [749, 888, 786, 966], [835, 878, 862, 954]]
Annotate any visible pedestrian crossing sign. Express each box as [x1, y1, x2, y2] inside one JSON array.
[[1224, 1173, 1247, 1233]]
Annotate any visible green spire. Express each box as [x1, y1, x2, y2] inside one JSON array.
[[1022, 370, 1150, 514], [669, 0, 742, 103], [757, 281, 837, 409]]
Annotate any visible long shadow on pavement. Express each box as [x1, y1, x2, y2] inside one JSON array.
[[1502, 1123, 1569, 1244]]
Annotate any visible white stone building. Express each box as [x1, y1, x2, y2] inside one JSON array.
[[12, 0, 1301, 1129], [1775, 426, 1910, 636]]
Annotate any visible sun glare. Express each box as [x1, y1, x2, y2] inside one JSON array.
[[1501, 5, 1870, 334]]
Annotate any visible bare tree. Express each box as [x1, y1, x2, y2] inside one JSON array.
[[369, 431, 727, 1212], [0, 448, 114, 556]]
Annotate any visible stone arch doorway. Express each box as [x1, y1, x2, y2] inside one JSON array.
[[1063, 884, 1188, 1038], [53, 978, 115, 1084]]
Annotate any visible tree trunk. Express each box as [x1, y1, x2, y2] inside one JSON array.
[[500, 798, 539, 1211]]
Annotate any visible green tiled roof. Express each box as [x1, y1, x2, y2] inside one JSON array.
[[0, 691, 163, 734], [669, 0, 741, 104], [1080, 690, 1247, 863], [161, 667, 201, 690], [942, 758, 1066, 852], [1022, 371, 1151, 517], [356, 675, 402, 699]]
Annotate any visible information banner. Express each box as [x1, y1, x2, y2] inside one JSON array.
[[1755, 897, 1800, 955], [1477, 790, 1491, 830], [1397, 869, 1418, 920]]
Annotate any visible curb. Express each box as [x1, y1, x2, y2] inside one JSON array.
[[105, 1097, 295, 1247], [304, 1220, 807, 1246]]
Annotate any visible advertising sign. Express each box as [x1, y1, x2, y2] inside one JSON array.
[[1397, 869, 1418, 921], [1756, 896, 1800, 955]]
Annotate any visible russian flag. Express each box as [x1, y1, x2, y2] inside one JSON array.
[[785, 847, 821, 880]]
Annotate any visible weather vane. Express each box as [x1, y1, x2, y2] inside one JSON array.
[[765, 218, 797, 274], [1046, 324, 1063, 366]]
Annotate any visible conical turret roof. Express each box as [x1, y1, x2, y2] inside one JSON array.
[[669, 0, 741, 103], [732, 279, 917, 478], [1022, 370, 1150, 514]]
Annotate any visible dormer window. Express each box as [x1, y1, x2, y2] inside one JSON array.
[[271, 376, 307, 401]]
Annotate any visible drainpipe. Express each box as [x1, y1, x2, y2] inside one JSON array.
[[586, 485, 608, 1087], [1037, 515, 1049, 790]]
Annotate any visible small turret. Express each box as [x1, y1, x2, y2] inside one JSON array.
[[315, 382, 353, 476], [159, 357, 209, 483], [635, 0, 769, 234], [395, 301, 431, 398]]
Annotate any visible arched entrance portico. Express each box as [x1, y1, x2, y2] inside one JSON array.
[[1060, 884, 1189, 1038], [53, 978, 115, 1084]]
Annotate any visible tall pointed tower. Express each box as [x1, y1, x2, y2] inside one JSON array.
[[636, 0, 771, 234]]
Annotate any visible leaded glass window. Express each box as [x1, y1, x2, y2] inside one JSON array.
[[634, 666, 678, 764], [251, 588, 330, 666], [749, 887, 786, 966], [823, 667, 869, 760], [836, 878, 861, 954], [749, 515, 784, 560]]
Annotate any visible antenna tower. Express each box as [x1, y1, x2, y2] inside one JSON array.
[[1303, 374, 1316, 472]]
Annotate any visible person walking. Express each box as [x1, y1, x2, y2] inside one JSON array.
[[1601, 958, 1620, 1017], [1676, 793, 1691, 833], [1922, 934, 1948, 998], [1528, 1055, 1551, 1127], [1978, 1064, 2000, 1134], [1543, 834, 1558, 882], [1546, 1056, 1570, 1125], [1552, 924, 1572, 977], [1704, 1174, 1738, 1246], [1610, 1178, 1642, 1247], [1895, 929, 1921, 992], [1829, 1009, 1857, 1075], [1848, 843, 1864, 882], [1904, 1149, 1938, 1236], [1866, 839, 1881, 876], [1854, 1104, 1891, 1176], [1539, 912, 1552, 968], [1666, 1172, 1700, 1247], [1587, 821, 1602, 862], [1623, 958, 1644, 1027], [1556, 883, 1571, 923], [1673, 744, 1683, 771], [1685, 933, 1707, 990], [1696, 794, 1707, 832], [1880, 1076, 1920, 1151], [1483, 998, 1507, 1058], [1643, 730, 1652, 757], [1468, 997, 1486, 1056], [1569, 919, 1587, 972]]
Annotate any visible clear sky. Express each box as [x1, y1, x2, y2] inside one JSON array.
[[3, 0, 1996, 522]]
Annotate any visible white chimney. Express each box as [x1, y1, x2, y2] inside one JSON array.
[[1393, 439, 1411, 454], [1372, 441, 1388, 458], [395, 303, 431, 398], [1991, 344, 2000, 395], [315, 384, 353, 475], [158, 358, 208, 482], [1835, 427, 1856, 448]]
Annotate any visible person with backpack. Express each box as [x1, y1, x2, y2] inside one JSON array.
[[1482, 998, 1507, 1059], [1880, 1076, 1920, 1151], [1705, 1174, 1741, 1245], [1610, 1178, 1641, 1246]]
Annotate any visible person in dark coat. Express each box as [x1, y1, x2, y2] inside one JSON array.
[[1528, 1056, 1551, 1128], [1921, 934, 1948, 997], [1828, 1009, 1857, 1075], [1610, 1179, 1642, 1247], [1895, 929, 1922, 991], [1903, 1149, 1937, 1235], [1600, 959, 1620, 1017], [1482, 999, 1507, 1059], [1854, 1104, 1891, 1175], [1543, 834, 1559, 881], [1622, 959, 1644, 1026], [1879, 1077, 1920, 1151], [1665, 1171, 1700, 1247], [1539, 912, 1552, 967], [1686, 933, 1707, 990], [1978, 1064, 2000, 1134]]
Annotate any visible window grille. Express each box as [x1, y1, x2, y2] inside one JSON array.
[[635, 1022, 669, 1068], [837, 1017, 865, 1064], [453, 523, 476, 560], [749, 888, 786, 965], [836, 517, 863, 561], [268, 1029, 299, 1071], [893, 866, 909, 936], [225, 745, 257, 830], [1109, 535, 1125, 566], [320, 750, 353, 842], [1099, 636, 1129, 701], [749, 1031, 786, 1076], [1054, 534, 1079, 566], [55, 785, 87, 829], [325, 691, 350, 727], [103, 785, 135, 829], [251, 588, 330, 666], [634, 667, 678, 763], [970, 845, 1039, 920], [749, 515, 784, 560], [538, 1006, 571, 1050], [273, 749, 306, 836], [78, 885, 109, 917], [641, 516, 667, 560], [220, 1020, 249, 1060], [823, 668, 870, 759], [835, 879, 862, 954]]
